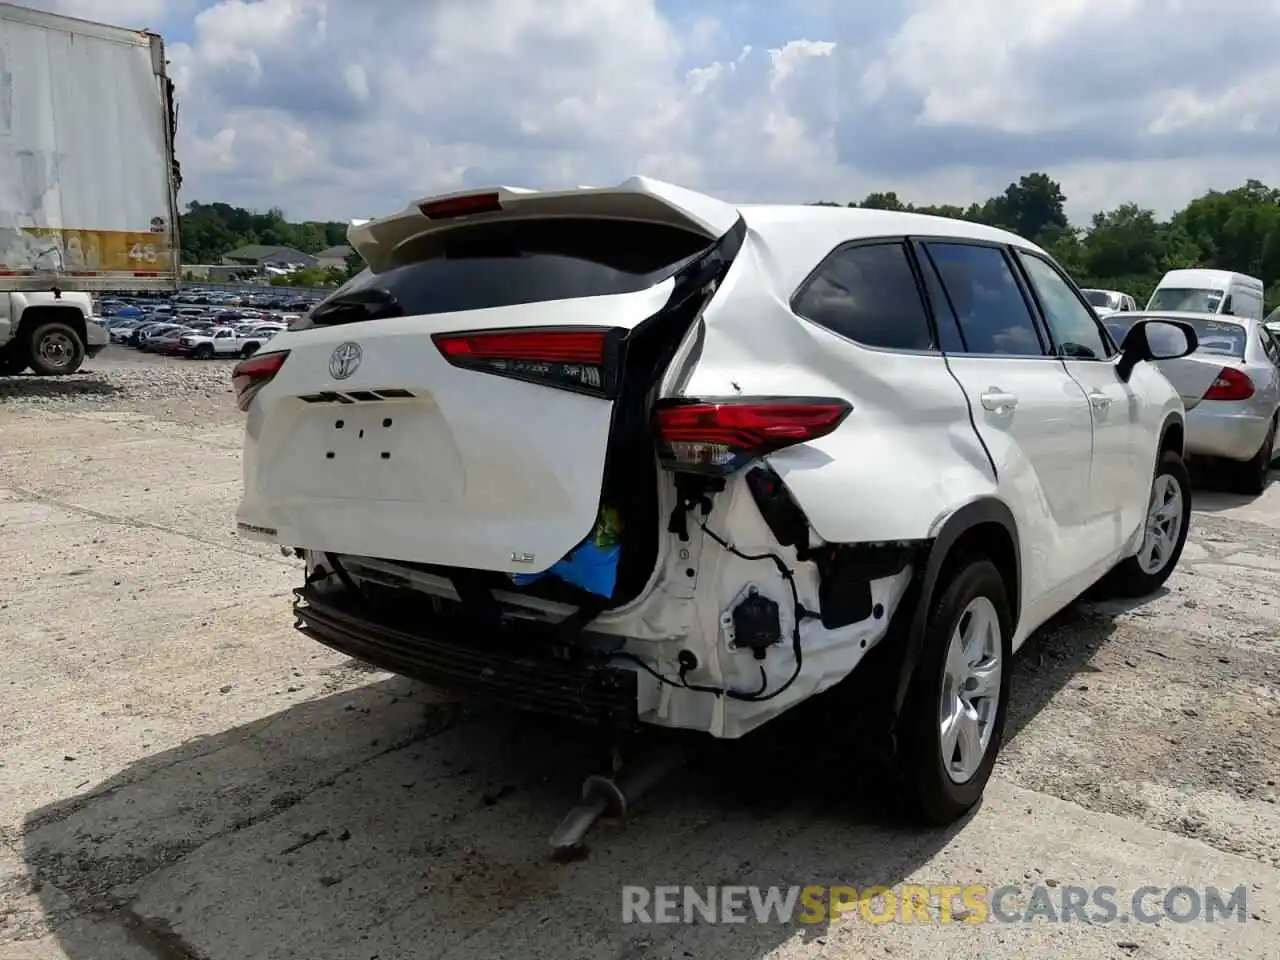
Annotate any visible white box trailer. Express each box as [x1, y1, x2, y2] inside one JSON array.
[[0, 2, 180, 375]]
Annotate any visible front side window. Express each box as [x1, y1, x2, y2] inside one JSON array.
[[792, 241, 934, 351], [922, 242, 1046, 356], [1016, 252, 1112, 359]]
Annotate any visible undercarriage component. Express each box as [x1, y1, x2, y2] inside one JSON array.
[[548, 741, 693, 860], [292, 583, 639, 726]]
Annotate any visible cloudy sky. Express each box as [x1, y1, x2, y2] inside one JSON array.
[[32, 0, 1280, 224]]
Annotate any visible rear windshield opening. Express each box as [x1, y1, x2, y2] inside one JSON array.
[[1182, 317, 1247, 358], [1147, 288, 1224, 314], [313, 218, 714, 324]]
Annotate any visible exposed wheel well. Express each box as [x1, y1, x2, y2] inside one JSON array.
[[17, 305, 87, 346], [886, 499, 1022, 719], [935, 521, 1019, 629], [1159, 418, 1184, 459]]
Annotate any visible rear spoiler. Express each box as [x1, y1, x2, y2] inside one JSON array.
[[346, 176, 741, 274]]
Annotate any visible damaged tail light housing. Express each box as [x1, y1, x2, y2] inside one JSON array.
[[654, 397, 852, 475], [432, 326, 622, 398], [232, 350, 289, 411], [1202, 366, 1254, 401]]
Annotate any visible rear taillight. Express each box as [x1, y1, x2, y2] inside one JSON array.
[[432, 326, 619, 397], [231, 350, 289, 411], [654, 397, 852, 475], [1203, 367, 1254, 401]]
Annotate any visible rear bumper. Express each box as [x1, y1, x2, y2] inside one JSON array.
[[292, 583, 639, 726], [1185, 405, 1271, 462]]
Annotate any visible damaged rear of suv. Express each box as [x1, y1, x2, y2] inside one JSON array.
[[235, 177, 1193, 825]]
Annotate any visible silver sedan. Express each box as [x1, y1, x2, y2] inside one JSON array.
[[1104, 311, 1280, 495]]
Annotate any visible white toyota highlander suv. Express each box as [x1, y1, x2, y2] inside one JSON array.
[[233, 178, 1198, 824]]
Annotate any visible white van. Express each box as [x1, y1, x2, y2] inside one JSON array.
[[1146, 269, 1265, 321]]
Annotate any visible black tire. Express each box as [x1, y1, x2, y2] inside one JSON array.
[[27, 322, 86, 376], [240, 342, 259, 358], [1100, 450, 1192, 598], [194, 343, 214, 359], [896, 557, 1013, 826], [1228, 418, 1275, 496]]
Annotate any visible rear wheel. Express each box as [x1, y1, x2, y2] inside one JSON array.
[[1099, 450, 1192, 598], [240, 342, 259, 358], [1228, 417, 1276, 496], [897, 557, 1012, 825], [27, 322, 86, 376]]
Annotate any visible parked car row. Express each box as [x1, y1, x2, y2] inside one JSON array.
[[102, 314, 286, 359], [99, 287, 319, 316], [1084, 270, 1268, 322]]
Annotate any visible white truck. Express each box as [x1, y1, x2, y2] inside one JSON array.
[[180, 325, 281, 359], [0, 3, 181, 376]]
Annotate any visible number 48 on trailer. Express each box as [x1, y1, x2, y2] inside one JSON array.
[[128, 242, 158, 263]]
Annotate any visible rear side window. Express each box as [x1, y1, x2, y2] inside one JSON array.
[[311, 218, 711, 324], [791, 241, 934, 351], [1260, 325, 1280, 367], [922, 243, 1046, 356]]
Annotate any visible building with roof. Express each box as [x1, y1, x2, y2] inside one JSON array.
[[315, 244, 354, 271], [221, 244, 318, 270]]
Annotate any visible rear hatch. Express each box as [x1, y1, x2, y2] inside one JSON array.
[[235, 178, 742, 575], [1153, 317, 1249, 410]]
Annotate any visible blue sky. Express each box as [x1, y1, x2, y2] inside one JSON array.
[[31, 0, 1280, 225]]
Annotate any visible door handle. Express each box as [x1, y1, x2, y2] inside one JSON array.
[[1088, 391, 1112, 411], [980, 389, 1018, 413]]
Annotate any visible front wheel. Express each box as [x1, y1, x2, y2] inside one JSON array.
[[27, 322, 86, 376], [896, 558, 1013, 825], [193, 343, 214, 359], [1100, 450, 1192, 598], [239, 342, 259, 358]]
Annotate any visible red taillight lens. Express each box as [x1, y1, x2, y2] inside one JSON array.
[[231, 350, 289, 411], [418, 192, 502, 219], [654, 397, 852, 475], [1203, 367, 1254, 401], [432, 327, 617, 397]]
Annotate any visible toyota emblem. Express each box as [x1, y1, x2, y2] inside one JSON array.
[[329, 341, 362, 380]]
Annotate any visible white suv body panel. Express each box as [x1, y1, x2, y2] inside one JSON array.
[[236, 178, 1187, 738]]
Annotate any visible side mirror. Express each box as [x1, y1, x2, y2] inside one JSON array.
[[1116, 319, 1198, 382]]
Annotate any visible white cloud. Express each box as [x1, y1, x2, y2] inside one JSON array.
[[24, 0, 1280, 224], [30, 0, 188, 28]]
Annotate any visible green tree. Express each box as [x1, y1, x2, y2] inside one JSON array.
[[179, 201, 347, 265], [817, 173, 1280, 312]]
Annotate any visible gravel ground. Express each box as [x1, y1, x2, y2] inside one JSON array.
[[1, 353, 1278, 960], [0, 348, 237, 424]]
